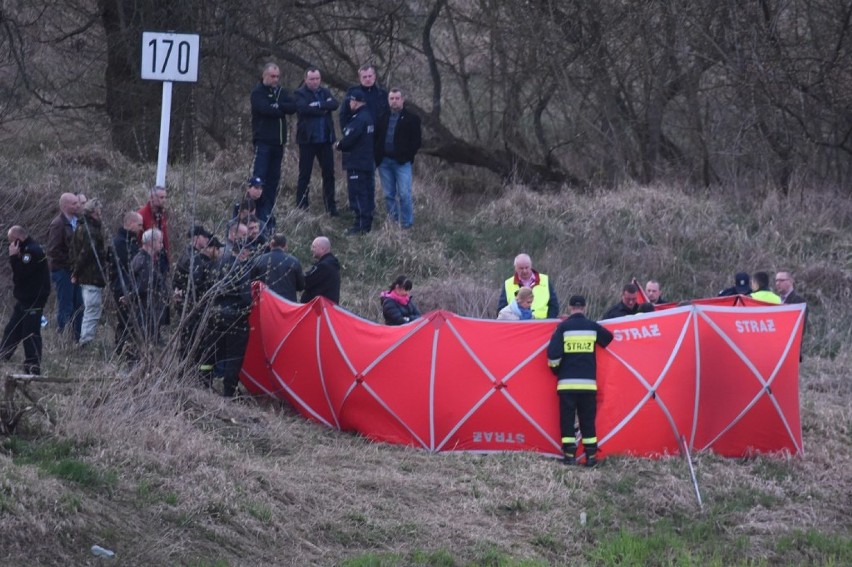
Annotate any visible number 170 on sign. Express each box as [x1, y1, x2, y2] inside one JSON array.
[[141, 32, 199, 82]]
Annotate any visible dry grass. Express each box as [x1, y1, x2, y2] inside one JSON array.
[[1, 149, 851, 565]]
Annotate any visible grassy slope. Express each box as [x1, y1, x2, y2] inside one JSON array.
[[0, 148, 850, 566]]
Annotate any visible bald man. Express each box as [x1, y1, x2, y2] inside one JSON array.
[[251, 61, 297, 228], [301, 236, 341, 303], [46, 192, 83, 338]]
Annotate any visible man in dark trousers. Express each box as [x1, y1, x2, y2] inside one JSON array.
[[336, 89, 376, 235], [111, 211, 143, 359], [129, 228, 167, 344], [214, 241, 254, 398], [301, 236, 340, 304], [250, 62, 297, 228], [180, 236, 223, 387], [547, 295, 614, 467], [294, 67, 339, 215], [1, 226, 51, 375], [251, 233, 305, 302], [374, 88, 422, 229]]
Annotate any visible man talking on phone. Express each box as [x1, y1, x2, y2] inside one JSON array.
[[1, 226, 51, 375]]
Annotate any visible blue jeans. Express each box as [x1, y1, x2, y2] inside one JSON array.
[[347, 169, 375, 232], [379, 158, 413, 227], [297, 143, 336, 212], [252, 143, 284, 224], [51, 269, 83, 339]]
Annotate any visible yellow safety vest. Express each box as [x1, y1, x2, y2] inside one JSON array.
[[751, 290, 781, 304], [504, 274, 552, 319]]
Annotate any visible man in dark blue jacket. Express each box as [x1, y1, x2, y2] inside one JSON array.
[[251, 233, 304, 302], [336, 89, 376, 235], [339, 65, 389, 131], [250, 62, 297, 229], [294, 67, 339, 215], [1, 226, 51, 375]]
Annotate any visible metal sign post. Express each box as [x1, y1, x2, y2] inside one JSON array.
[[141, 31, 200, 187]]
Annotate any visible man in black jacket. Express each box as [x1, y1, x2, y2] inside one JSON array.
[[375, 88, 422, 229], [250, 62, 297, 228], [111, 212, 143, 358], [1, 226, 51, 375], [301, 236, 340, 304], [130, 228, 167, 344], [294, 67, 339, 215], [71, 199, 109, 346], [339, 64, 389, 132], [336, 89, 376, 235], [214, 242, 254, 398], [602, 284, 640, 320], [547, 295, 614, 467], [251, 233, 304, 302]]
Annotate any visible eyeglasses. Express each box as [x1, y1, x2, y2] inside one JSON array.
[[775, 278, 789, 282]]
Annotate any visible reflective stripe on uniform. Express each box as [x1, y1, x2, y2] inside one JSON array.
[[561, 436, 576, 444], [556, 378, 597, 391], [582, 436, 598, 444], [562, 329, 597, 353]]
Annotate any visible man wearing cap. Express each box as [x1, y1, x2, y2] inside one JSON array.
[[251, 62, 297, 228], [295, 67, 340, 216], [719, 271, 751, 297], [547, 295, 614, 467], [251, 233, 305, 302], [233, 177, 264, 224], [335, 89, 376, 235], [496, 253, 559, 319], [1, 226, 51, 375]]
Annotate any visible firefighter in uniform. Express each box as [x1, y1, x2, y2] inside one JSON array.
[[546, 295, 614, 467], [175, 235, 223, 386], [1, 226, 51, 375], [214, 241, 254, 397]]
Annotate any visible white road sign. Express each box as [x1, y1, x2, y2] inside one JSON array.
[[141, 32, 199, 82]]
